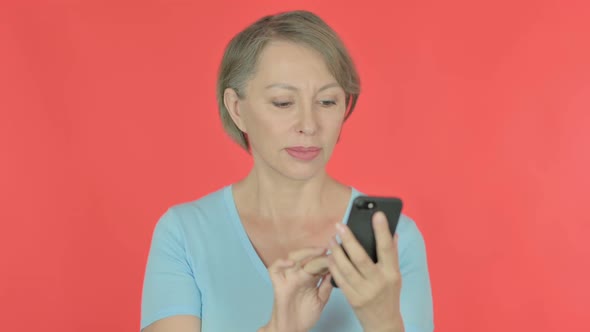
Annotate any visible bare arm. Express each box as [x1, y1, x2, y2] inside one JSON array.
[[142, 315, 201, 332]]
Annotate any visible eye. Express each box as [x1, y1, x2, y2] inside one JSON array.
[[319, 100, 337, 107], [272, 101, 293, 108]]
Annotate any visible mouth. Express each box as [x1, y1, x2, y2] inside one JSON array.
[[285, 146, 322, 161]]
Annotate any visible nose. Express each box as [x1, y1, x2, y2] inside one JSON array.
[[296, 103, 318, 135]]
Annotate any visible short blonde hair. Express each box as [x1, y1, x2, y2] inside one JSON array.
[[216, 10, 361, 152]]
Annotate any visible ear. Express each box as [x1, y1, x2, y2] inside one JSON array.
[[224, 88, 247, 133]]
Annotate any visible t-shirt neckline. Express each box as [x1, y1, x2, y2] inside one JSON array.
[[223, 184, 358, 284]]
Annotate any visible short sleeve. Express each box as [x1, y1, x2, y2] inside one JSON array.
[[398, 218, 435, 332], [140, 208, 202, 330]]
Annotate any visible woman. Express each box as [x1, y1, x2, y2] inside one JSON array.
[[141, 10, 434, 332]]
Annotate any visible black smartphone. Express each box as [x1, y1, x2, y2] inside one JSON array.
[[331, 195, 403, 288]]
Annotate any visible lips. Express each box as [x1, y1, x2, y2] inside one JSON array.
[[285, 146, 322, 161], [286, 146, 321, 152]]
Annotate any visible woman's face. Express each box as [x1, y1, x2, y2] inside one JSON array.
[[231, 40, 347, 181]]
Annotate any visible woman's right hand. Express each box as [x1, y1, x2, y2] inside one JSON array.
[[260, 247, 334, 332]]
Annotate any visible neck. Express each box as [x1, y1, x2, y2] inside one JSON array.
[[233, 168, 346, 225]]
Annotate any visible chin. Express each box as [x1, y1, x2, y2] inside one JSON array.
[[253, 149, 329, 181], [281, 160, 327, 181]]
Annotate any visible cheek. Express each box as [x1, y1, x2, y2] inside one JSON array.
[[245, 112, 285, 141], [321, 115, 345, 138]]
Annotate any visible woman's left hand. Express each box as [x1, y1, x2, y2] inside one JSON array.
[[328, 211, 404, 332]]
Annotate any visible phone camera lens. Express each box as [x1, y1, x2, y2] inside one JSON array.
[[355, 199, 377, 209]]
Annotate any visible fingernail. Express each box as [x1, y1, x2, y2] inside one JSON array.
[[375, 212, 387, 224], [335, 223, 345, 234]]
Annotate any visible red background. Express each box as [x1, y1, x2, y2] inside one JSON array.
[[1, 0, 589, 331]]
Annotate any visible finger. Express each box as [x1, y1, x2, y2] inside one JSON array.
[[392, 233, 401, 272], [288, 247, 327, 263], [329, 236, 365, 289], [317, 274, 334, 304], [373, 211, 396, 267], [335, 223, 378, 278], [303, 256, 330, 276], [269, 258, 294, 270], [327, 253, 360, 298], [268, 259, 294, 277]]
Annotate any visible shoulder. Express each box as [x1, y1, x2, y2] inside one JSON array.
[[396, 214, 423, 240], [395, 213, 430, 268], [152, 185, 231, 237], [164, 185, 229, 223], [396, 214, 426, 246]]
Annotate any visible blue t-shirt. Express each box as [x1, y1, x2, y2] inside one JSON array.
[[141, 185, 434, 331]]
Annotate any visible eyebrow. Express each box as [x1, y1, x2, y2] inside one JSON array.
[[264, 82, 341, 93]]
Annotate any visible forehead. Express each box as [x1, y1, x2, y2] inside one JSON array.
[[252, 40, 334, 82]]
